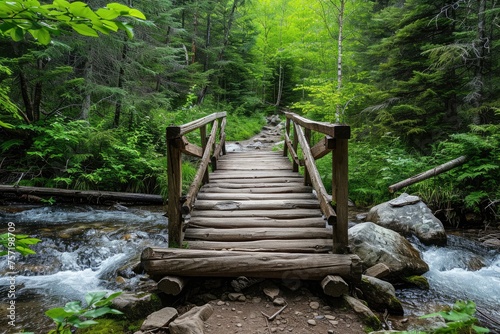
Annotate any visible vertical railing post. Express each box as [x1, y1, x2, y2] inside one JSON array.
[[200, 124, 209, 184], [292, 122, 299, 172], [166, 130, 183, 247], [332, 134, 349, 253], [283, 117, 290, 157], [304, 128, 312, 186]]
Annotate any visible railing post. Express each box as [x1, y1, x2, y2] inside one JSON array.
[[292, 122, 299, 172], [200, 124, 209, 184], [166, 131, 183, 247], [304, 128, 312, 186], [332, 135, 349, 254], [283, 117, 290, 157]]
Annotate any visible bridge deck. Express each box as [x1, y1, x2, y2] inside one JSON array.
[[184, 150, 333, 253]]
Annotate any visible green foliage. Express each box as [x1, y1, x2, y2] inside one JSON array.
[[45, 291, 123, 334], [0, 0, 146, 44], [0, 232, 41, 256], [420, 300, 490, 333]]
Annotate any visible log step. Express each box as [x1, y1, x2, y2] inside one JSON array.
[[190, 209, 323, 219], [184, 239, 333, 253], [184, 227, 332, 241], [193, 199, 320, 210], [187, 217, 327, 229], [196, 193, 317, 200], [141, 248, 362, 281]]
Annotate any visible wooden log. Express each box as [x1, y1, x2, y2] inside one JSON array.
[[184, 227, 332, 241], [0, 185, 164, 204], [167, 131, 183, 247], [166, 112, 226, 138], [190, 209, 323, 219], [332, 137, 349, 253], [208, 177, 304, 184], [184, 239, 332, 253], [141, 248, 362, 281], [187, 217, 327, 229], [157, 276, 187, 295], [209, 170, 300, 179], [199, 186, 313, 193], [388, 155, 468, 193], [311, 136, 335, 160], [321, 275, 349, 297], [193, 199, 320, 210], [196, 192, 317, 201]]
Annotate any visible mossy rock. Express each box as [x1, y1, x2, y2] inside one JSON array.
[[112, 292, 163, 320], [76, 318, 143, 334], [403, 275, 430, 290]]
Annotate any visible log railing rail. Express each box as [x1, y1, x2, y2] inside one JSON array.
[[283, 111, 350, 253], [166, 112, 227, 246]]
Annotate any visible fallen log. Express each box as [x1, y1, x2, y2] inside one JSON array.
[[321, 275, 349, 297], [0, 185, 164, 204], [388, 155, 468, 193], [141, 248, 362, 282]]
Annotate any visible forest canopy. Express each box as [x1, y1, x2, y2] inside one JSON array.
[[0, 0, 498, 225]]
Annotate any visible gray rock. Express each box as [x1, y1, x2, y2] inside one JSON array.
[[141, 307, 178, 331], [343, 295, 382, 330], [112, 292, 163, 320], [169, 304, 214, 334], [262, 281, 280, 300], [349, 222, 429, 279], [367, 193, 447, 245], [359, 275, 404, 315], [364, 263, 391, 279]]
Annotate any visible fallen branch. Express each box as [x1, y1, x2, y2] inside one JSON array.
[[261, 303, 288, 321], [389, 156, 468, 193]]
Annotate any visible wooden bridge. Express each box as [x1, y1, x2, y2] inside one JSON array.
[[141, 111, 362, 296]]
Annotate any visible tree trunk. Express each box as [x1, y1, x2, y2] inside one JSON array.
[[335, 0, 345, 122], [114, 41, 128, 128]]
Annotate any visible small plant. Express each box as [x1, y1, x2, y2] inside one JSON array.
[[45, 291, 123, 334], [420, 300, 490, 333], [0, 232, 41, 256]]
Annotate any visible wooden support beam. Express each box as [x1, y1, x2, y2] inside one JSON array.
[[157, 276, 187, 295], [142, 248, 362, 282], [167, 129, 183, 247], [178, 136, 203, 158], [321, 275, 349, 297], [332, 137, 349, 253], [311, 136, 334, 160]]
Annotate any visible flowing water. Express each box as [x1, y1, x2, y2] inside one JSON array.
[[0, 205, 168, 333], [398, 235, 500, 332], [1, 205, 499, 333]]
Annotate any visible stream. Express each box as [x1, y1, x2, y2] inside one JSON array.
[[0, 205, 499, 333]]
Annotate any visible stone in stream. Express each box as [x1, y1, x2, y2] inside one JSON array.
[[367, 193, 447, 245], [348, 222, 429, 280], [358, 275, 404, 315]]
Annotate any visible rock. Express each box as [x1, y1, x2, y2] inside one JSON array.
[[112, 292, 163, 320], [307, 319, 317, 326], [262, 281, 280, 300], [273, 297, 287, 306], [388, 194, 421, 207], [309, 301, 320, 310], [231, 276, 263, 292], [364, 263, 391, 279], [343, 295, 382, 330], [228, 292, 244, 301], [141, 307, 178, 331], [349, 222, 429, 279], [482, 238, 500, 249], [169, 304, 214, 334], [359, 275, 404, 315], [367, 193, 447, 245], [402, 275, 430, 289]]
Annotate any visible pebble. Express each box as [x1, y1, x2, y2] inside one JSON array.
[[325, 315, 336, 320], [216, 300, 225, 306], [307, 319, 317, 326], [236, 323, 242, 327], [273, 297, 286, 306], [309, 301, 320, 310], [252, 297, 262, 304]]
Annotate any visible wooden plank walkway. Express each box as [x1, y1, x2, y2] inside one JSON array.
[[184, 150, 334, 253]]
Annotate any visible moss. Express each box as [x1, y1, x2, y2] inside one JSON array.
[[76, 318, 143, 334], [403, 275, 430, 290]]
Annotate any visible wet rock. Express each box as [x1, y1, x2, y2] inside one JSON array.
[[359, 275, 404, 315], [367, 193, 447, 246], [169, 304, 214, 334], [141, 307, 178, 331], [402, 275, 430, 289], [112, 292, 162, 320], [349, 222, 429, 280], [482, 238, 500, 249]]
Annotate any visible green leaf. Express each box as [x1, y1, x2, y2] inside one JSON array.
[[64, 301, 83, 313], [73, 319, 99, 328], [127, 8, 146, 20], [82, 306, 113, 318], [85, 291, 107, 307], [10, 27, 24, 41], [472, 324, 490, 333], [95, 8, 119, 20], [30, 27, 51, 44], [71, 24, 98, 37]]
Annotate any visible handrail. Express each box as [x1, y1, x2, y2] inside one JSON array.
[[283, 111, 350, 253], [166, 112, 227, 247]]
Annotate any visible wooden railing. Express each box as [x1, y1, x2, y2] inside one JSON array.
[[166, 112, 227, 246], [283, 111, 350, 253]]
